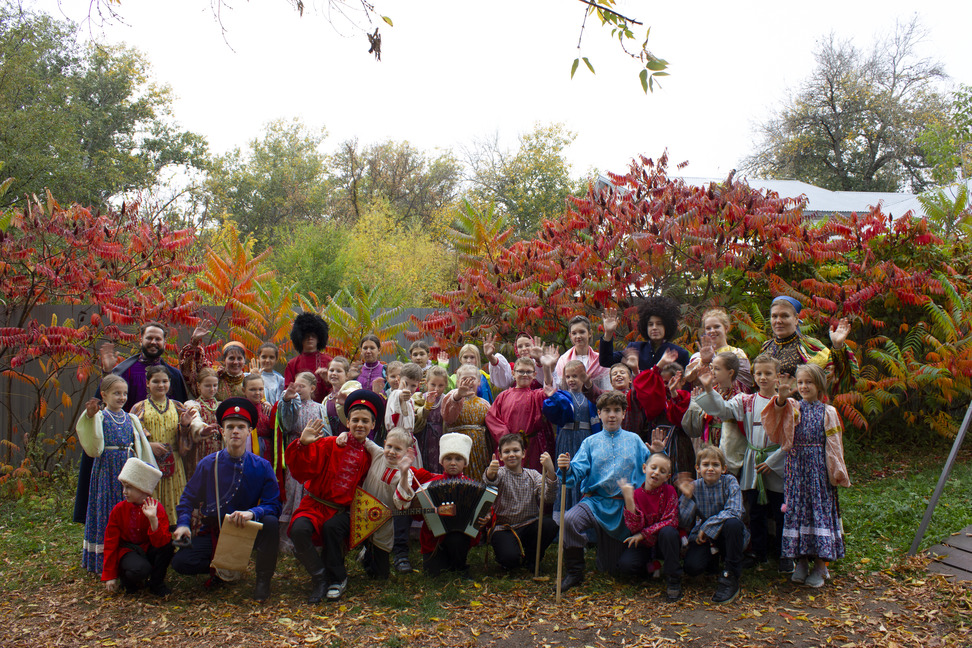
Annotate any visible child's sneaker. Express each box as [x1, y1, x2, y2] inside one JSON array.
[[791, 559, 809, 584], [805, 566, 826, 588], [326, 578, 348, 600], [665, 576, 682, 603], [711, 570, 740, 604]]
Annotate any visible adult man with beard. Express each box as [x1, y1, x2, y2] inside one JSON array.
[[73, 322, 191, 524]]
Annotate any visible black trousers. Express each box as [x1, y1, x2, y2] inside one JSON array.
[[290, 512, 351, 583], [745, 489, 784, 560], [423, 532, 472, 577], [392, 514, 411, 560], [119, 542, 174, 589], [683, 517, 745, 578], [490, 517, 558, 570], [362, 542, 390, 580], [171, 515, 280, 576], [617, 526, 682, 578]]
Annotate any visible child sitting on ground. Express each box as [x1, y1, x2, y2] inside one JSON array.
[[101, 457, 174, 596], [396, 433, 491, 578], [677, 444, 748, 604], [695, 353, 786, 571], [484, 434, 558, 572], [617, 452, 682, 601], [555, 391, 650, 591]]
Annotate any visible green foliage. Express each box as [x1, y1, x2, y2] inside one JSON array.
[[271, 220, 350, 300], [465, 123, 582, 236], [0, 5, 207, 208], [918, 84, 972, 186], [918, 183, 972, 242], [203, 118, 328, 249], [745, 19, 947, 193]]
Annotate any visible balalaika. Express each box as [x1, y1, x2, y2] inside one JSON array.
[[349, 487, 455, 548]]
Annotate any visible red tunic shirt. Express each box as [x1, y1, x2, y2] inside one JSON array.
[[285, 352, 334, 403], [101, 500, 171, 581], [286, 435, 371, 542], [485, 386, 551, 470]]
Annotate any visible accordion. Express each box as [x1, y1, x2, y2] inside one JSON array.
[[416, 478, 497, 538]]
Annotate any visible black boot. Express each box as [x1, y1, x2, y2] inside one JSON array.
[[252, 571, 272, 602], [712, 570, 740, 604], [557, 547, 586, 593], [293, 542, 328, 604], [665, 575, 682, 603]]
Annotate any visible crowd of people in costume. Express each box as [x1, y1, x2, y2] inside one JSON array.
[[74, 294, 855, 605]]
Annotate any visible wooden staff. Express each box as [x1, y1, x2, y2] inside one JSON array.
[[533, 466, 546, 580], [555, 480, 567, 604]]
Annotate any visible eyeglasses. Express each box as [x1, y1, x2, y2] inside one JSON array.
[[514, 370, 536, 376]]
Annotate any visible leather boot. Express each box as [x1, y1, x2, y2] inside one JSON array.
[[557, 547, 586, 593], [252, 571, 273, 602], [293, 541, 328, 604]]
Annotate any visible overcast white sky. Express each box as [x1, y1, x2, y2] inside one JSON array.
[[32, 0, 972, 181]]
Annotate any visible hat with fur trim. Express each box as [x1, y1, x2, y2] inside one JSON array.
[[216, 397, 259, 427], [290, 313, 329, 352], [439, 432, 472, 463], [118, 457, 163, 495]]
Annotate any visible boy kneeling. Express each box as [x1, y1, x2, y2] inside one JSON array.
[[677, 444, 748, 604], [556, 391, 650, 592], [103, 457, 174, 596], [484, 433, 558, 572]]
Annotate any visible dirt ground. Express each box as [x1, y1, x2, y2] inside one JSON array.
[[1, 555, 968, 648]]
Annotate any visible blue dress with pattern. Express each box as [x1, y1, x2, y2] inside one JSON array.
[[782, 400, 845, 561], [81, 412, 134, 573]]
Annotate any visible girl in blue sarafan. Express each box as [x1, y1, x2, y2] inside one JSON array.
[[541, 353, 601, 513]]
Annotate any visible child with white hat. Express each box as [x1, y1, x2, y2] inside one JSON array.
[[102, 457, 174, 596]]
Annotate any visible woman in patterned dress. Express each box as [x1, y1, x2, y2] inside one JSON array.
[[76, 375, 156, 573], [763, 364, 850, 589], [131, 365, 190, 528], [179, 325, 248, 401], [441, 364, 491, 479]]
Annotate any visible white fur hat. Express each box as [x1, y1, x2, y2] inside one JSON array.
[[117, 457, 162, 495], [439, 433, 472, 463]]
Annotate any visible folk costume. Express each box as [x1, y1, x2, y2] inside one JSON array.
[[678, 474, 749, 579], [439, 356, 508, 404], [414, 391, 446, 473], [688, 345, 753, 392], [171, 398, 280, 599], [628, 366, 694, 476], [356, 361, 386, 392], [258, 369, 285, 405], [599, 338, 691, 374], [553, 346, 611, 392], [483, 464, 558, 571], [324, 381, 359, 438], [183, 395, 222, 480], [102, 458, 173, 595], [73, 354, 188, 525], [617, 482, 681, 579], [760, 296, 858, 395], [762, 397, 849, 562], [76, 408, 156, 573], [696, 389, 784, 561], [133, 396, 188, 527], [485, 385, 553, 471], [558, 425, 650, 588], [276, 394, 329, 548], [542, 388, 601, 513], [177, 342, 246, 402], [285, 313, 334, 403], [396, 434, 485, 577], [441, 390, 491, 480], [287, 390, 380, 602]]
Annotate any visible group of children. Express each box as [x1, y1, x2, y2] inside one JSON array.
[[76, 310, 850, 606]]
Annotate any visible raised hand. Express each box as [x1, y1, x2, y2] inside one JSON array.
[[528, 337, 544, 361], [371, 377, 386, 393], [656, 347, 678, 369], [191, 324, 210, 346], [261, 400, 272, 416], [676, 475, 695, 499], [540, 345, 559, 369], [830, 317, 851, 349], [314, 366, 328, 381], [699, 343, 715, 365], [602, 307, 619, 338], [617, 478, 635, 501], [249, 358, 260, 373], [682, 358, 701, 385], [282, 382, 299, 401], [84, 397, 101, 419], [649, 427, 669, 453], [349, 360, 363, 379], [483, 333, 496, 361], [179, 407, 195, 429], [437, 351, 449, 364], [542, 382, 557, 398], [397, 450, 414, 474], [486, 458, 500, 480], [300, 418, 326, 445], [668, 371, 685, 397], [697, 369, 714, 392], [399, 389, 412, 404], [97, 342, 118, 372], [141, 496, 159, 522], [456, 374, 478, 398], [777, 374, 796, 402]]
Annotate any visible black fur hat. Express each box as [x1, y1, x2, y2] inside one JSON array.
[[290, 313, 329, 353]]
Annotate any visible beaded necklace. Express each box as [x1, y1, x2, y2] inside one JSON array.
[[104, 408, 128, 426], [148, 396, 170, 416]]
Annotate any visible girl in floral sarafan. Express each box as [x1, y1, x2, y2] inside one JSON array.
[[762, 363, 850, 589]]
